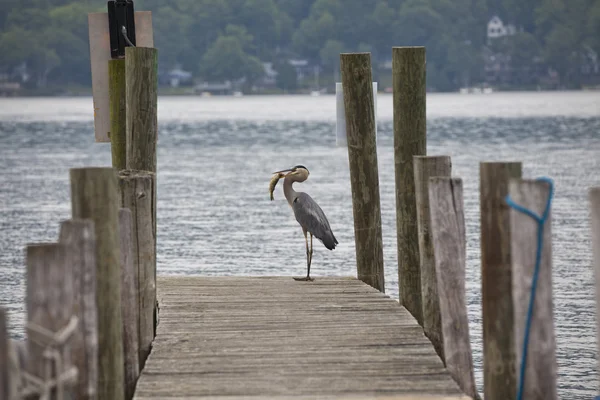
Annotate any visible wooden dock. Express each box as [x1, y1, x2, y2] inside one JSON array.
[[0, 28, 578, 400], [133, 276, 467, 399]]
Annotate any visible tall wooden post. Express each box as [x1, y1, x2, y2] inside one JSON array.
[[125, 46, 158, 329], [70, 167, 125, 400], [414, 155, 451, 360], [59, 219, 98, 400], [479, 161, 522, 400], [25, 243, 76, 399], [590, 187, 600, 388], [109, 59, 127, 170], [392, 46, 427, 324], [509, 178, 557, 400], [428, 177, 479, 399], [119, 170, 156, 369], [339, 52, 385, 292]]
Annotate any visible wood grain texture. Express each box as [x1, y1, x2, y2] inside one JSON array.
[[70, 167, 125, 400], [124, 47, 158, 332], [392, 46, 427, 325], [25, 243, 75, 399], [125, 47, 158, 173], [479, 162, 522, 400], [59, 219, 98, 400], [119, 170, 156, 369], [339, 52, 385, 292], [109, 59, 127, 170], [508, 179, 557, 400], [119, 209, 140, 400], [414, 156, 451, 360], [590, 187, 600, 384], [0, 308, 13, 400], [132, 276, 465, 399], [8, 339, 25, 399], [135, 396, 470, 400], [428, 178, 479, 400]]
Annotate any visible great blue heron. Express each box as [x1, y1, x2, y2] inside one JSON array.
[[272, 165, 338, 281]]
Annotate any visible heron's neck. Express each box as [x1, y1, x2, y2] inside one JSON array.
[[283, 176, 298, 207]]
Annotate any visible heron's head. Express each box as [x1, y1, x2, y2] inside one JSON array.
[[273, 165, 310, 182]]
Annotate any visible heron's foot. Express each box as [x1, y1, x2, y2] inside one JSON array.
[[293, 276, 315, 282]]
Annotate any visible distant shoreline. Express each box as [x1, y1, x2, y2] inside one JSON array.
[[1, 85, 598, 98]]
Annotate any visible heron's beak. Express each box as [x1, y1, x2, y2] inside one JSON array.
[[272, 168, 293, 176]]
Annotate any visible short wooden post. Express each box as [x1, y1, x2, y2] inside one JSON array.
[[392, 46, 427, 324], [590, 187, 600, 388], [25, 243, 76, 399], [118, 170, 156, 369], [428, 177, 479, 399], [125, 47, 158, 173], [508, 179, 557, 400], [413, 155, 451, 360], [8, 338, 26, 398], [109, 59, 127, 170], [339, 52, 385, 292], [119, 208, 140, 399], [479, 161, 522, 400], [0, 308, 14, 400], [70, 167, 125, 400], [59, 219, 98, 400]]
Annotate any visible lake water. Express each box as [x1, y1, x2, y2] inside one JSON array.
[[1, 91, 599, 398]]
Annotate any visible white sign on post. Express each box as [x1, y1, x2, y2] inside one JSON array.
[[335, 82, 378, 147], [88, 11, 154, 142]]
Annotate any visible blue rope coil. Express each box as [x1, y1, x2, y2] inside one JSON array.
[[505, 176, 554, 400]]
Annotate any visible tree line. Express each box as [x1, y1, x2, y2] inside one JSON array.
[[0, 0, 598, 92]]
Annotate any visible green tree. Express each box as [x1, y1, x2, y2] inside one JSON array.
[[274, 60, 298, 91], [370, 1, 397, 56], [153, 6, 192, 70], [275, 0, 315, 25], [200, 34, 264, 83], [292, 11, 336, 60], [587, 1, 600, 54], [237, 0, 279, 54], [320, 39, 344, 68], [183, 0, 233, 71]]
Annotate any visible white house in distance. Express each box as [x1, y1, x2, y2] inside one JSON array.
[[487, 15, 517, 42]]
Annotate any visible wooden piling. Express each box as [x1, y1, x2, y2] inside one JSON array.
[[590, 187, 600, 384], [339, 52, 385, 292], [392, 46, 427, 324], [70, 167, 125, 400], [8, 339, 25, 399], [109, 59, 127, 170], [125, 46, 159, 330], [118, 170, 156, 368], [0, 308, 13, 400], [508, 179, 557, 400], [59, 219, 98, 400], [479, 161, 522, 400], [119, 208, 140, 399], [428, 177, 479, 399], [25, 243, 76, 399], [125, 47, 158, 173], [414, 155, 451, 360]]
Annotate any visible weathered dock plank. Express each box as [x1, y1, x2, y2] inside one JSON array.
[[133, 276, 467, 399]]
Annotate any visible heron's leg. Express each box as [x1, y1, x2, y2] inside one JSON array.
[[293, 230, 314, 281], [307, 233, 314, 279]]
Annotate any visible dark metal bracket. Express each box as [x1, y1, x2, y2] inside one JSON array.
[[108, 0, 136, 59]]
